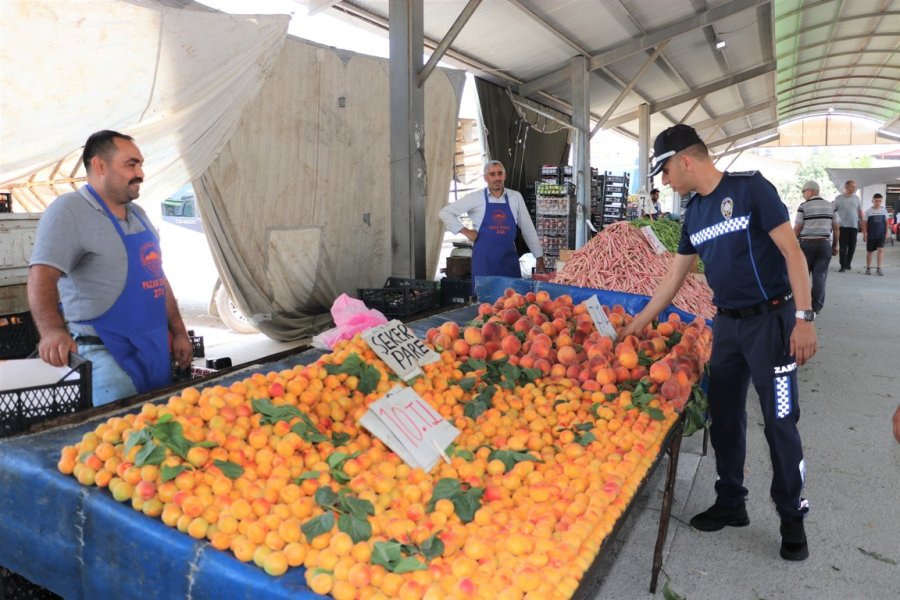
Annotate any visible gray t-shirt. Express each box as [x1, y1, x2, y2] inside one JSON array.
[[29, 186, 159, 335], [833, 193, 861, 229]]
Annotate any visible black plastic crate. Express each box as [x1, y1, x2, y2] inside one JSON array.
[[440, 278, 472, 306], [0, 311, 40, 360], [0, 353, 92, 438], [357, 278, 440, 319], [0, 567, 61, 600]]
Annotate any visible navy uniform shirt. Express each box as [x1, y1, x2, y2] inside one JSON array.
[[677, 171, 790, 309]]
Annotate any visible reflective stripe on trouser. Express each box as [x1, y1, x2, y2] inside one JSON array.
[[707, 302, 808, 520]]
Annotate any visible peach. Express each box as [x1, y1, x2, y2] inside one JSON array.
[[452, 339, 470, 357], [500, 334, 522, 356], [649, 361, 672, 384], [513, 317, 533, 333], [557, 346, 577, 366], [469, 345, 488, 360], [477, 303, 494, 317], [481, 321, 502, 341], [433, 333, 452, 351], [439, 321, 460, 339], [463, 326, 484, 345]]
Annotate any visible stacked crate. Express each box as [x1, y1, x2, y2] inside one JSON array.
[[591, 171, 631, 229], [535, 181, 576, 272]]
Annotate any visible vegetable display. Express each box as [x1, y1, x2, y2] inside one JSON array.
[[555, 222, 716, 319], [629, 218, 705, 273]]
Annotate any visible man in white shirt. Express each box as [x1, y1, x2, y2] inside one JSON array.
[[832, 179, 864, 272], [439, 161, 545, 287]]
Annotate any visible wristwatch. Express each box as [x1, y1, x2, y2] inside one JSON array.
[[795, 310, 815, 322]]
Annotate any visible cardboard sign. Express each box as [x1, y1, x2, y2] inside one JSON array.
[[362, 320, 440, 380], [641, 226, 668, 255], [359, 386, 460, 471], [583, 295, 617, 339]]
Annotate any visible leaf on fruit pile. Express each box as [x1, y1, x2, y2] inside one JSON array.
[[460, 358, 486, 374], [446, 445, 475, 461], [338, 513, 372, 543], [252, 398, 303, 425], [457, 377, 477, 391], [372, 541, 428, 573], [295, 470, 320, 482], [425, 477, 483, 522], [488, 449, 541, 473], [134, 441, 166, 467], [662, 581, 686, 600], [463, 384, 496, 419], [331, 432, 351, 446], [682, 384, 709, 437], [291, 414, 328, 444], [153, 420, 192, 459], [301, 512, 335, 542], [161, 464, 193, 482], [325, 353, 381, 394], [665, 331, 683, 348], [214, 460, 244, 479]]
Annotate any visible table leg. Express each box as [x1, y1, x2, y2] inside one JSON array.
[[649, 418, 684, 593]]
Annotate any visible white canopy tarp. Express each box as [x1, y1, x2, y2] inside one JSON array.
[[825, 166, 900, 191], [197, 37, 465, 340], [0, 0, 289, 204]]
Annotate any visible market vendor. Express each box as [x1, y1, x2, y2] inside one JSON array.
[[439, 160, 544, 291], [27, 130, 192, 406]]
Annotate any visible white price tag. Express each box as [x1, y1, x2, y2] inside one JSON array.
[[584, 295, 617, 339], [641, 226, 668, 255], [359, 386, 460, 471], [361, 320, 441, 381]]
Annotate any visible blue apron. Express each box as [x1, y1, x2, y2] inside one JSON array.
[[76, 185, 172, 393], [471, 189, 521, 293]]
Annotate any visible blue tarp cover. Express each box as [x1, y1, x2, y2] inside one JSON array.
[[0, 278, 699, 598]]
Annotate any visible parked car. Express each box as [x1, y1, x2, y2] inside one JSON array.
[[161, 184, 203, 233]]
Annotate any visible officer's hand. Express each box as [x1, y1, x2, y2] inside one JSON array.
[[790, 321, 817, 366], [38, 328, 77, 367], [171, 334, 193, 369]]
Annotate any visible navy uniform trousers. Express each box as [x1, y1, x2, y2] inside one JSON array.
[[707, 302, 808, 521]]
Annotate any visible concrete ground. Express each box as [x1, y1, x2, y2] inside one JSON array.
[[591, 239, 900, 599]]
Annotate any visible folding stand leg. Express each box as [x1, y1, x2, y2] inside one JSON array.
[[650, 418, 684, 593]]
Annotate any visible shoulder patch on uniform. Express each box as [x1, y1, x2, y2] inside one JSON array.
[[728, 170, 758, 177]]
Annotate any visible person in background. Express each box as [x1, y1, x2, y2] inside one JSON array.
[[650, 188, 663, 220], [28, 130, 192, 406], [621, 124, 816, 562], [439, 160, 544, 291], [862, 193, 888, 276], [832, 180, 863, 272], [793, 180, 839, 313]]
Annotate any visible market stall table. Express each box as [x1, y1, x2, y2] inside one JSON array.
[[0, 278, 706, 598]]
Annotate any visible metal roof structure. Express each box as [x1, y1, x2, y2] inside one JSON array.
[[306, 0, 900, 151]]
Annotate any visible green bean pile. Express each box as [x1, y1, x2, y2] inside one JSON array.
[[630, 218, 705, 273]]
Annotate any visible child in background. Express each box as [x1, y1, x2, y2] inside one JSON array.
[[863, 193, 888, 276]]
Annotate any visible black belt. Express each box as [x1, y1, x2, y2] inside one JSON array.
[[717, 292, 793, 319], [74, 335, 104, 346], [799, 237, 830, 242]]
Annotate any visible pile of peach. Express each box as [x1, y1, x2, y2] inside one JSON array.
[[58, 289, 711, 600]]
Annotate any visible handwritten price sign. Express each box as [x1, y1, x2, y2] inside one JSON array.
[[583, 295, 617, 339], [362, 320, 440, 381], [359, 386, 460, 471], [640, 226, 668, 255]]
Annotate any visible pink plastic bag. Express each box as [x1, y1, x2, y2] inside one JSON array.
[[311, 294, 388, 350]]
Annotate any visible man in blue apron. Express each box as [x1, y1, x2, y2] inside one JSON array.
[[28, 130, 193, 406], [621, 124, 817, 561], [439, 160, 545, 293]]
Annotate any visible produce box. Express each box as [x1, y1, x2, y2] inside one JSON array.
[[357, 277, 440, 318], [440, 277, 471, 306], [190, 334, 205, 358], [171, 364, 218, 384], [0, 310, 39, 360], [0, 353, 91, 438]]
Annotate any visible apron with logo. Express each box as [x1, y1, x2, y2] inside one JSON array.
[[76, 185, 171, 393], [471, 189, 521, 293]]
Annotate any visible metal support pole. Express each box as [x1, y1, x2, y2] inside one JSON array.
[[389, 0, 427, 279], [571, 56, 590, 249], [639, 103, 650, 193]]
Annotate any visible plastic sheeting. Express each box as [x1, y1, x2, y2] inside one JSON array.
[[195, 38, 465, 341], [0, 0, 289, 208], [0, 279, 704, 597]]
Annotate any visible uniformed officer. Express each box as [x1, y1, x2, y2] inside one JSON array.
[[621, 124, 817, 561]]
